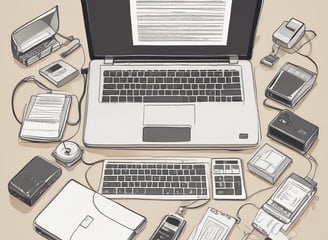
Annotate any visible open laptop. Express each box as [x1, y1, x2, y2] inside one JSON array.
[[81, 0, 262, 148]]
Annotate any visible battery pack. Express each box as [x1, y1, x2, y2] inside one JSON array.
[[267, 110, 319, 154]]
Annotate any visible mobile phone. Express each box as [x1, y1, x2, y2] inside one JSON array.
[[150, 213, 186, 240], [262, 173, 317, 224]]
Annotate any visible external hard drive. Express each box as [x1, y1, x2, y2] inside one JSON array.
[[267, 110, 319, 154], [266, 62, 317, 108], [8, 156, 62, 206]]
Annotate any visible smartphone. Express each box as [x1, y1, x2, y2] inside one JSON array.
[[150, 214, 186, 240], [262, 173, 317, 224]]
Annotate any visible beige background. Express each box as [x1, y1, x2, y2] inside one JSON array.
[[1, 0, 327, 239]]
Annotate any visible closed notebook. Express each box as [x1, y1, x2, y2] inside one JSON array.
[[34, 180, 146, 240]]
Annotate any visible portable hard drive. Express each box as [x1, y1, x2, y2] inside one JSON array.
[[8, 156, 62, 206], [266, 62, 317, 108], [267, 110, 319, 154]]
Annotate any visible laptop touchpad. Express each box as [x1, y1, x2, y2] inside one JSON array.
[[143, 105, 195, 142]]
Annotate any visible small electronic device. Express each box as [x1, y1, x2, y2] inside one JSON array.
[[39, 60, 79, 87], [252, 173, 317, 239], [273, 18, 305, 49], [52, 141, 84, 167], [150, 213, 186, 240], [268, 110, 319, 154], [11, 6, 60, 66], [248, 144, 292, 184], [266, 62, 317, 108], [188, 208, 236, 240], [261, 18, 306, 67], [212, 158, 246, 200], [8, 156, 62, 206], [263, 173, 316, 224]]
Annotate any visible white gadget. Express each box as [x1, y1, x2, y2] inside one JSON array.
[[39, 60, 79, 87], [273, 18, 305, 49], [261, 18, 306, 67], [252, 173, 317, 239], [52, 141, 84, 167], [248, 144, 292, 184]]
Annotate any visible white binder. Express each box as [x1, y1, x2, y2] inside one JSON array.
[[34, 180, 146, 240]]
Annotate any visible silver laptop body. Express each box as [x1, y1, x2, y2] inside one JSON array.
[[81, 0, 262, 149]]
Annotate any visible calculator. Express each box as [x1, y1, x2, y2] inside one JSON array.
[[212, 158, 246, 200]]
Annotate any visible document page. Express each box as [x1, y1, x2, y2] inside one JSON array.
[[20, 93, 70, 141], [130, 0, 232, 46]]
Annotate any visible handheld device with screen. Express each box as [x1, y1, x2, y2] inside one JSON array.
[[262, 173, 317, 224], [150, 213, 186, 240]]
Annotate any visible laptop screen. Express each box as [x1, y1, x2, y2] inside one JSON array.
[[81, 0, 262, 60]]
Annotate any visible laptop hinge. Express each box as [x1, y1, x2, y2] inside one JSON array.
[[229, 55, 239, 64], [104, 57, 114, 65]]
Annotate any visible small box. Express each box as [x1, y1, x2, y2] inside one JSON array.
[[8, 156, 62, 206], [247, 144, 292, 184], [39, 60, 79, 87]]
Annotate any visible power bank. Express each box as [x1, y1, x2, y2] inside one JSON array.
[[267, 110, 319, 154], [8, 156, 62, 206]]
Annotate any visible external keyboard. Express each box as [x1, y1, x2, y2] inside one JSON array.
[[101, 69, 243, 103], [100, 158, 210, 200], [212, 158, 246, 200]]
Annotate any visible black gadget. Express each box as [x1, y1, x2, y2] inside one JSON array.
[[8, 156, 61, 206], [266, 62, 317, 108], [150, 213, 186, 240], [267, 110, 319, 154]]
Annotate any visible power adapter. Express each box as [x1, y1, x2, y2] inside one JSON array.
[[267, 110, 319, 154]]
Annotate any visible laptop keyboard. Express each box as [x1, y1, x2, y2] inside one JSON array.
[[100, 158, 210, 200], [101, 69, 242, 103]]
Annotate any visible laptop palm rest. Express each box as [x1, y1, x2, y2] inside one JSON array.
[[143, 105, 194, 142]]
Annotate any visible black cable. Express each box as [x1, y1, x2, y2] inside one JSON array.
[[180, 199, 210, 210], [11, 76, 52, 124], [263, 99, 284, 112], [295, 51, 319, 75], [66, 72, 87, 126], [81, 158, 105, 190], [280, 29, 319, 75], [57, 32, 87, 127]]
